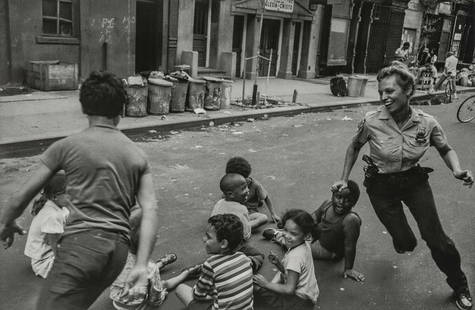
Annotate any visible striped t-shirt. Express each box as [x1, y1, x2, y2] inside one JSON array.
[[193, 252, 253, 310]]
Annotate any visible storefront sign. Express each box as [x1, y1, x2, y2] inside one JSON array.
[[265, 0, 294, 13]]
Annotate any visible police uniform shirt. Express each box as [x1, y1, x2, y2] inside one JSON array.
[[355, 106, 448, 174]]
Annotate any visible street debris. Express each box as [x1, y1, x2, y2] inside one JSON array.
[[170, 130, 180, 135], [247, 118, 255, 122], [248, 148, 257, 153], [232, 131, 243, 135], [149, 129, 157, 134], [342, 116, 353, 121], [209, 121, 215, 127]]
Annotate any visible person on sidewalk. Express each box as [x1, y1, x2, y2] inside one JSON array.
[[332, 61, 473, 310], [263, 180, 365, 282], [226, 156, 281, 227], [444, 51, 459, 99], [395, 42, 411, 64], [0, 71, 160, 310], [211, 173, 265, 273]]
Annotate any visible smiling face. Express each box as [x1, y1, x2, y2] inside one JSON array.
[[378, 74, 411, 115], [332, 190, 355, 215], [228, 178, 249, 204], [282, 219, 306, 249]]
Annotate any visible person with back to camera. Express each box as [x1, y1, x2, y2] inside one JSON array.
[[263, 180, 365, 282], [175, 214, 254, 310], [253, 209, 319, 310], [332, 61, 473, 310], [211, 173, 264, 273], [226, 156, 281, 227], [24, 171, 69, 279], [0, 71, 160, 310], [444, 51, 459, 99]]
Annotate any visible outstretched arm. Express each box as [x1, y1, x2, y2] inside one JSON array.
[[342, 214, 365, 282], [264, 196, 280, 224], [254, 270, 299, 295], [0, 163, 54, 248], [440, 149, 473, 187], [126, 173, 160, 295], [332, 137, 365, 191]]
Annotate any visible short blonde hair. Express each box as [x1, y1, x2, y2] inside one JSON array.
[[377, 61, 416, 97]]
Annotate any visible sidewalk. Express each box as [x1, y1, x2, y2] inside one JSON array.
[[1, 76, 474, 153]]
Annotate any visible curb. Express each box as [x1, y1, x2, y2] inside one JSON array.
[[1, 88, 474, 159]]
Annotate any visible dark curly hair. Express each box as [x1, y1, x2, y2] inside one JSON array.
[[208, 214, 244, 251], [281, 209, 319, 241], [332, 179, 360, 206], [226, 156, 251, 178], [79, 71, 126, 117], [377, 61, 415, 97]]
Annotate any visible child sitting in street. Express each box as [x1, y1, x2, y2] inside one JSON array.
[[110, 206, 200, 309], [24, 171, 69, 279], [226, 156, 280, 227], [263, 180, 365, 282], [253, 209, 319, 310], [211, 173, 264, 272], [176, 214, 254, 310]]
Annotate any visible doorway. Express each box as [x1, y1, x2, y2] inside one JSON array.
[[291, 22, 302, 76], [353, 2, 373, 73], [259, 19, 281, 76], [193, 0, 210, 67], [233, 15, 245, 78], [135, 0, 160, 73]]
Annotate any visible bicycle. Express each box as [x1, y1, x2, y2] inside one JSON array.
[[457, 94, 475, 123]]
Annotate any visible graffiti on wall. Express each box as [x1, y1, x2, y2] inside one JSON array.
[[90, 16, 135, 43]]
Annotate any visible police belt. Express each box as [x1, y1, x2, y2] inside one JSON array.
[[372, 166, 434, 183]]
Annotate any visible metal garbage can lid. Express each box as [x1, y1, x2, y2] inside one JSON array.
[[148, 78, 173, 87]]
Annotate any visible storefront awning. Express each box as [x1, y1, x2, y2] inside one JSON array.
[[232, 0, 314, 21]]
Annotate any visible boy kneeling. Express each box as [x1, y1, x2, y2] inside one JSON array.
[[176, 214, 254, 310]]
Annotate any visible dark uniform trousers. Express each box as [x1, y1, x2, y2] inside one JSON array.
[[36, 229, 129, 310], [365, 167, 468, 293]]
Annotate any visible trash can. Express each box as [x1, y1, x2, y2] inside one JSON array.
[[125, 75, 148, 117], [186, 78, 206, 111], [220, 80, 233, 109], [202, 76, 224, 110], [148, 78, 173, 115], [347, 75, 368, 97], [165, 76, 188, 113]]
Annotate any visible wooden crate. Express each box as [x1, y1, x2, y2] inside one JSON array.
[[27, 61, 78, 91]]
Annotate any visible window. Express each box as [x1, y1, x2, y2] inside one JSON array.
[[42, 0, 73, 36]]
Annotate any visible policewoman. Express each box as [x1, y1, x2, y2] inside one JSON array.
[[332, 62, 473, 310]]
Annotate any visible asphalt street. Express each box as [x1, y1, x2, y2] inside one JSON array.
[[0, 94, 474, 310]]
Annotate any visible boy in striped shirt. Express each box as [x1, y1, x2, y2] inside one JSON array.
[[176, 214, 254, 310]]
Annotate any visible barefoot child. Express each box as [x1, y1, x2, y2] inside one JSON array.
[[176, 214, 254, 310], [253, 209, 319, 310], [226, 156, 280, 228], [24, 171, 69, 279], [110, 206, 199, 309], [211, 173, 264, 272]]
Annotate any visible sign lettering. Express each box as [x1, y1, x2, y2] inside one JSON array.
[[265, 0, 294, 13]]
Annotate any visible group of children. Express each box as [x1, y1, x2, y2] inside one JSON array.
[[25, 156, 364, 310]]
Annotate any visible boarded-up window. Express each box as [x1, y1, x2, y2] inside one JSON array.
[[327, 18, 349, 66], [42, 0, 73, 36]]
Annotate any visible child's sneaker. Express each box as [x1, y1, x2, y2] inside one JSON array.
[[262, 228, 277, 240], [155, 253, 177, 267], [454, 290, 473, 310]]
